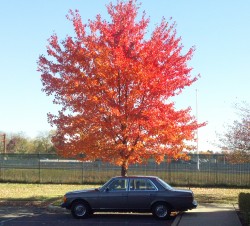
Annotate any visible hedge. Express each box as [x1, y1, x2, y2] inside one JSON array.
[[238, 193, 250, 225]]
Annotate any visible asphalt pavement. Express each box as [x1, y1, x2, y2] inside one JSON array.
[[0, 204, 242, 226], [0, 206, 175, 226]]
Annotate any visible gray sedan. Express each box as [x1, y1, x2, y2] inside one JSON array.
[[61, 176, 197, 220]]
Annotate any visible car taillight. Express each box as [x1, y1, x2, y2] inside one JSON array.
[[63, 196, 67, 203]]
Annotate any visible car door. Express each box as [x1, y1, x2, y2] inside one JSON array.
[[127, 178, 158, 210], [98, 178, 129, 209]]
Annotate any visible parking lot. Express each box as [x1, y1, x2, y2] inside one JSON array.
[[0, 206, 175, 226]]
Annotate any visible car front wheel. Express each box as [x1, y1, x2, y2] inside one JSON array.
[[71, 201, 90, 219], [152, 202, 171, 220]]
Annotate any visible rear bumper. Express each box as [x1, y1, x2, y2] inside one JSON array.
[[191, 200, 198, 209]]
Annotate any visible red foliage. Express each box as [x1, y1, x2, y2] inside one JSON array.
[[38, 0, 205, 175]]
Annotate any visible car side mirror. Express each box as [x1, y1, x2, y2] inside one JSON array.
[[105, 187, 110, 192]]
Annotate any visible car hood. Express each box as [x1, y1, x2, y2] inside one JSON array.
[[66, 188, 98, 196]]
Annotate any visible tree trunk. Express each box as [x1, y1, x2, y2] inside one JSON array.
[[121, 160, 128, 176]]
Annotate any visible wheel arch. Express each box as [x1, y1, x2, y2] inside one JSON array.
[[151, 200, 173, 211], [70, 198, 92, 210]]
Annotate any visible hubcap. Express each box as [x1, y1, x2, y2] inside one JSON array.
[[155, 205, 168, 218], [75, 204, 86, 216]]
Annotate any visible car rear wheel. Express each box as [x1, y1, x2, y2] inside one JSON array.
[[71, 201, 90, 219], [152, 202, 171, 220]]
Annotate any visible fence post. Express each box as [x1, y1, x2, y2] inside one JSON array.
[[0, 154, 1, 181], [38, 153, 41, 184], [168, 158, 172, 183], [215, 155, 218, 185], [82, 161, 84, 184]]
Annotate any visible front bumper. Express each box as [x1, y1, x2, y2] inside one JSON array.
[[61, 202, 69, 209]]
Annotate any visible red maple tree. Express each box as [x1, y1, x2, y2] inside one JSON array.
[[38, 0, 205, 176]]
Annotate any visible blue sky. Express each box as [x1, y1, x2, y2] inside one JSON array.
[[0, 0, 249, 151]]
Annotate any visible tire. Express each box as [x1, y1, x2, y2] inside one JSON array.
[[71, 201, 91, 219], [152, 202, 171, 220]]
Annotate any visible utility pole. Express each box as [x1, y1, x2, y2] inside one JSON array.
[[196, 89, 200, 171], [1, 133, 6, 153]]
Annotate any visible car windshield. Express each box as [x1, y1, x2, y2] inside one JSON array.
[[99, 178, 113, 191], [157, 178, 174, 190]]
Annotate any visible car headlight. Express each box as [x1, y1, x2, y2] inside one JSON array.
[[63, 195, 67, 203]]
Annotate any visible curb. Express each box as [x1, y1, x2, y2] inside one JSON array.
[[171, 212, 183, 226]]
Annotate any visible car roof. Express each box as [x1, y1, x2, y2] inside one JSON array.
[[112, 175, 159, 179]]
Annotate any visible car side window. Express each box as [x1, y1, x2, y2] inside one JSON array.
[[129, 179, 157, 191], [108, 178, 127, 191]]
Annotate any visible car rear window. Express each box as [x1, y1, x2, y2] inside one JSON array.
[[157, 178, 174, 190]]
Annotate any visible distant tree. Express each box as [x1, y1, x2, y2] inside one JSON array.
[[199, 150, 214, 155], [224, 150, 250, 164], [219, 102, 250, 163], [34, 131, 56, 153], [38, 0, 205, 176], [6, 133, 34, 153]]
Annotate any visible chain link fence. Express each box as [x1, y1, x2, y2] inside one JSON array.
[[0, 153, 249, 187]]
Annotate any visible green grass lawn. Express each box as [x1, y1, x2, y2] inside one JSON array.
[[189, 187, 250, 204], [0, 183, 98, 206], [0, 183, 249, 206]]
